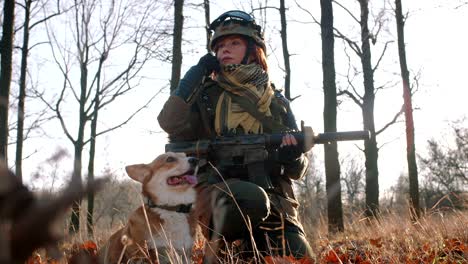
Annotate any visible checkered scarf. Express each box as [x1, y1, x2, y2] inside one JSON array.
[[214, 64, 273, 135]]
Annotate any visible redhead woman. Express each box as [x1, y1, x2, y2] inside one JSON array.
[[158, 10, 314, 262]]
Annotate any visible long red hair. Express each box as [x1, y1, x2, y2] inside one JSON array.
[[250, 45, 268, 72]]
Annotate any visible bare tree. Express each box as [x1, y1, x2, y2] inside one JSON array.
[[320, 0, 343, 233], [0, 0, 15, 161], [170, 0, 184, 92], [341, 157, 365, 209], [419, 123, 468, 198], [395, 0, 420, 220], [357, 0, 379, 218], [41, 0, 171, 233], [204, 0, 211, 52], [279, 0, 292, 100], [332, 0, 403, 218], [14, 0, 31, 182], [295, 0, 400, 218], [387, 173, 410, 212], [295, 153, 325, 238], [14, 0, 62, 182], [250, 1, 294, 99]]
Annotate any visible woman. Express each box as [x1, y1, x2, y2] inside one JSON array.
[[158, 10, 314, 262]]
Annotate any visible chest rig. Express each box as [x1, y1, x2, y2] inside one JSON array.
[[194, 81, 292, 190]]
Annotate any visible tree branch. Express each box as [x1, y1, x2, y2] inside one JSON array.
[[337, 90, 363, 108], [375, 104, 404, 135], [83, 86, 164, 144], [332, 0, 360, 24], [294, 0, 320, 25], [372, 40, 393, 72], [333, 27, 362, 56], [343, 44, 363, 101]]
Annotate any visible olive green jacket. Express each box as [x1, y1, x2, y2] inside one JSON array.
[[158, 76, 308, 228]]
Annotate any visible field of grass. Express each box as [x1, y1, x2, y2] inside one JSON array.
[[306, 210, 467, 263], [27, 208, 467, 263]]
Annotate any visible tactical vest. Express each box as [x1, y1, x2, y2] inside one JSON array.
[[195, 79, 294, 136], [194, 80, 304, 229]]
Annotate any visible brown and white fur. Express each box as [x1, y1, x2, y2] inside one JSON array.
[[99, 152, 198, 264]]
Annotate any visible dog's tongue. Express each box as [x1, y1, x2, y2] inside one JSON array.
[[183, 175, 197, 185]]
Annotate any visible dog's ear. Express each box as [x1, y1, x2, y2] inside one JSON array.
[[125, 164, 151, 183]]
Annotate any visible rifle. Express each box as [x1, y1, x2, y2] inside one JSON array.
[[165, 124, 370, 189], [165, 125, 370, 155]]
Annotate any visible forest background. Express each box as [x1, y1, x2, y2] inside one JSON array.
[[0, 0, 467, 261]]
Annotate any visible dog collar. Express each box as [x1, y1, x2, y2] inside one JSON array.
[[145, 197, 192, 213]]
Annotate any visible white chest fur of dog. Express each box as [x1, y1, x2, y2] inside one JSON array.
[[150, 208, 194, 250], [99, 152, 198, 264]]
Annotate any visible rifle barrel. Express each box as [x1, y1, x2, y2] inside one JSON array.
[[313, 130, 370, 144]]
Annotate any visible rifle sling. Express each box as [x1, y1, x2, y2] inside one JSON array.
[[196, 94, 215, 138], [226, 91, 289, 133]]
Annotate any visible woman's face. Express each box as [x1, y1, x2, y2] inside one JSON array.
[[215, 35, 248, 65]]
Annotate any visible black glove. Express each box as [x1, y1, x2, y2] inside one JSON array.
[[197, 53, 220, 74], [277, 144, 303, 165], [174, 54, 218, 103]]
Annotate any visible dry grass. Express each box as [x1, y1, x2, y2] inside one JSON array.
[[307, 209, 467, 263], [28, 208, 467, 263], [28, 177, 468, 264]]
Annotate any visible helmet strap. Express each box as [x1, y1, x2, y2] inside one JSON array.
[[241, 38, 254, 64]]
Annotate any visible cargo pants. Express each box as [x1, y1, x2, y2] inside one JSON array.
[[196, 178, 313, 261]]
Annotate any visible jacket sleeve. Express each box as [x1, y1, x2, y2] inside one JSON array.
[[158, 63, 210, 141], [283, 155, 309, 180], [157, 95, 196, 140], [275, 91, 310, 180]]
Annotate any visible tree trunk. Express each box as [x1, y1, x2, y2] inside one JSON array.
[[204, 0, 210, 52], [69, 142, 84, 233], [86, 55, 105, 237], [358, 0, 380, 218], [279, 0, 291, 100], [51, 0, 165, 233], [87, 105, 98, 236], [16, 0, 32, 183], [0, 0, 15, 161], [69, 53, 89, 234], [320, 0, 343, 233], [170, 0, 184, 92], [395, 0, 420, 220]]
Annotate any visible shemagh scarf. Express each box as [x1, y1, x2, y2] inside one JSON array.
[[214, 64, 274, 135]]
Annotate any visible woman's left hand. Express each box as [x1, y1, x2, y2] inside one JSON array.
[[280, 133, 297, 147], [278, 134, 303, 163]]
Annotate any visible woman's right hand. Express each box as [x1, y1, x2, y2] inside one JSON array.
[[198, 53, 220, 74], [173, 53, 219, 103]]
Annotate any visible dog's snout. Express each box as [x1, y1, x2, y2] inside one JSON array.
[[188, 157, 198, 166]]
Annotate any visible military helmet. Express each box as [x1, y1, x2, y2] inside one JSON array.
[[209, 10, 265, 52]]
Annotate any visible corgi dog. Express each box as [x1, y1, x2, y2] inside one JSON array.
[[99, 152, 198, 264]]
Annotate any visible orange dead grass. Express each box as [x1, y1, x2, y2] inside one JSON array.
[[26, 210, 467, 263]]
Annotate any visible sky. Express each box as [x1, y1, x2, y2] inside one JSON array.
[[17, 0, 468, 193]]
